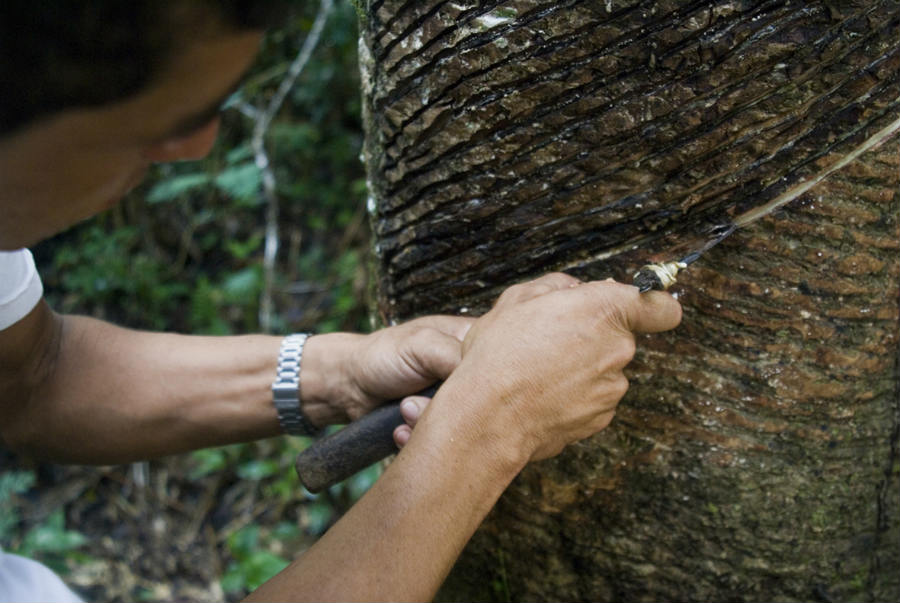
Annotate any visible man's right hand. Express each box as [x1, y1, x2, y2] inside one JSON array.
[[396, 272, 682, 464], [252, 273, 681, 602]]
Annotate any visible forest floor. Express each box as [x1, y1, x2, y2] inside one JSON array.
[[2, 438, 374, 602]]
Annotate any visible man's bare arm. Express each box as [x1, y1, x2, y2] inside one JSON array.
[[247, 380, 524, 602], [0, 301, 471, 464], [0, 300, 283, 462]]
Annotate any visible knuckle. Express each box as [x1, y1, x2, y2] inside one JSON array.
[[499, 273, 580, 305], [578, 410, 616, 441], [411, 326, 437, 344], [589, 291, 629, 328], [606, 336, 636, 368], [497, 283, 526, 304], [608, 303, 633, 332], [594, 409, 616, 431], [404, 316, 429, 328], [400, 327, 430, 355], [598, 372, 629, 401], [542, 272, 580, 287]]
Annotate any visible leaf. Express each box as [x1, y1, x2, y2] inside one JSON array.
[[226, 143, 255, 164], [20, 510, 87, 555], [236, 459, 279, 481], [188, 448, 229, 479], [270, 122, 320, 152], [243, 551, 290, 591], [227, 525, 260, 558], [214, 162, 262, 205], [272, 521, 302, 541], [346, 464, 381, 501], [225, 233, 263, 260], [189, 277, 231, 336], [221, 563, 246, 593], [222, 267, 261, 303], [146, 172, 211, 203], [0, 471, 35, 501], [0, 471, 34, 540], [302, 502, 334, 536]]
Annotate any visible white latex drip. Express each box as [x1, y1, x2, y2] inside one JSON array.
[[733, 112, 900, 228]]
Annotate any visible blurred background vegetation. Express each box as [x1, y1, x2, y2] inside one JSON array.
[[0, 2, 380, 600]]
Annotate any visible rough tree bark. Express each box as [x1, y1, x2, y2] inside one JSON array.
[[359, 1, 900, 601]]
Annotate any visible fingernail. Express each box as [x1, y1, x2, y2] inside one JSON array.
[[395, 427, 410, 447], [401, 399, 420, 420]]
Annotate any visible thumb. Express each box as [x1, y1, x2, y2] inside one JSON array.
[[623, 289, 683, 333], [586, 281, 683, 334]]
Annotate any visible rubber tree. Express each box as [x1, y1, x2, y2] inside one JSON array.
[[358, 1, 899, 600]]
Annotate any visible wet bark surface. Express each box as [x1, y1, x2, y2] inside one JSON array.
[[360, 1, 900, 601]]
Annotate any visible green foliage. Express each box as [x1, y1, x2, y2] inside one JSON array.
[[146, 172, 211, 204], [189, 276, 234, 335], [236, 459, 281, 481], [17, 510, 89, 573], [188, 445, 244, 480], [348, 0, 366, 20], [301, 501, 335, 536], [221, 525, 291, 594], [214, 163, 263, 206], [0, 470, 35, 541], [328, 463, 382, 502], [184, 438, 353, 596], [48, 224, 190, 330], [223, 266, 263, 304], [225, 233, 263, 261], [1, 472, 89, 576]]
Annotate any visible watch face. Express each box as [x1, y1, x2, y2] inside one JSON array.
[[272, 382, 299, 400]]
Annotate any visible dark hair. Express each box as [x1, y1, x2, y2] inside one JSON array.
[[0, 1, 290, 137]]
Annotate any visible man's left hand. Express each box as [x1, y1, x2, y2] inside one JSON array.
[[300, 316, 473, 426]]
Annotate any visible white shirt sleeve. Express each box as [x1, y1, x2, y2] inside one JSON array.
[[0, 249, 44, 330], [0, 546, 83, 603]]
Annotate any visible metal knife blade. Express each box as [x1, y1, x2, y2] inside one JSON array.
[[633, 223, 737, 292]]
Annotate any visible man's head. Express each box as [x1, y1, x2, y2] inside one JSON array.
[[0, 1, 287, 250]]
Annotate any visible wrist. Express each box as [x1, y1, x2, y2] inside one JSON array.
[[417, 371, 531, 481], [272, 334, 322, 436], [296, 332, 365, 426]]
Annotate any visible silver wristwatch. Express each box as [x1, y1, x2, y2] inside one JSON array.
[[272, 333, 321, 436]]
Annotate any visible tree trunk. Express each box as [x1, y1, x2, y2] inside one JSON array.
[[359, 1, 900, 601]]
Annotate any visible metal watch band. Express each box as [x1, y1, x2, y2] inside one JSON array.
[[272, 333, 321, 436]]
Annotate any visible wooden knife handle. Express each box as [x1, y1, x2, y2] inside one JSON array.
[[294, 385, 437, 493]]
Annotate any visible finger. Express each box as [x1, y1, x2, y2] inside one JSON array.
[[400, 395, 431, 426], [403, 329, 466, 380], [406, 315, 474, 341], [527, 271, 582, 290], [393, 424, 412, 448], [497, 272, 582, 306], [589, 281, 682, 333]]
